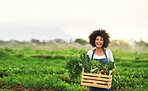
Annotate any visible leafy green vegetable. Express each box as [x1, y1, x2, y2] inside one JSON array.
[[66, 50, 91, 79], [66, 51, 115, 80], [88, 60, 115, 75]]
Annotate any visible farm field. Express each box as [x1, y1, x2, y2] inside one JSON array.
[[0, 47, 148, 91]]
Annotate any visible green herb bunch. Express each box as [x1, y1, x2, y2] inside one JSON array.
[[66, 51, 91, 79]]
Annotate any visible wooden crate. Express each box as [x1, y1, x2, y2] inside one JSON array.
[[81, 68, 112, 89]]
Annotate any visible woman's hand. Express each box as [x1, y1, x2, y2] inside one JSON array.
[[112, 64, 116, 73]]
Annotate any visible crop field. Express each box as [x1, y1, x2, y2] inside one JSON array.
[[0, 47, 148, 91]]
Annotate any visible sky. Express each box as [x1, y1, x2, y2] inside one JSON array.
[[0, 0, 148, 42]]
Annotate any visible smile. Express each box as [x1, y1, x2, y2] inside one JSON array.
[[97, 43, 101, 46]]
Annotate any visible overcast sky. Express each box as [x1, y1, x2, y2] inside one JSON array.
[[0, 0, 148, 42]]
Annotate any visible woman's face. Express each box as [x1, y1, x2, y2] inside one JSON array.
[[95, 36, 104, 48]]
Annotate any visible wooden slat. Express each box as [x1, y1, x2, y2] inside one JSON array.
[[108, 71, 111, 87], [82, 79, 110, 85], [81, 82, 111, 89], [83, 72, 111, 78], [83, 76, 112, 82]]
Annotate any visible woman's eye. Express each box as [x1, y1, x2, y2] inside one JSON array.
[[96, 39, 103, 41]]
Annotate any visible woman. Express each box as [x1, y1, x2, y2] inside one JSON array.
[[87, 29, 116, 91]]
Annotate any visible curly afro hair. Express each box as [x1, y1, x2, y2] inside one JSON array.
[[89, 29, 110, 48]]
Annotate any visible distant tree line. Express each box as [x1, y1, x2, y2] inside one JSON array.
[[0, 38, 147, 47], [110, 39, 148, 48]]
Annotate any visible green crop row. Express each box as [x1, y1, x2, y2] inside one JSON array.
[[0, 47, 148, 91], [0, 74, 86, 91]]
